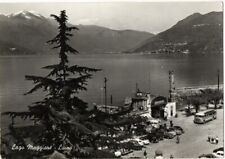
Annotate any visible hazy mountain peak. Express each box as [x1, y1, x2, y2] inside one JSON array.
[[205, 11, 222, 16], [0, 11, 153, 55], [174, 12, 202, 27], [133, 11, 222, 55], [8, 10, 45, 20]]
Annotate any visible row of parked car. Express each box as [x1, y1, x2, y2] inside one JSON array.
[[145, 125, 184, 143], [199, 147, 224, 158], [114, 137, 150, 157], [113, 125, 184, 157]]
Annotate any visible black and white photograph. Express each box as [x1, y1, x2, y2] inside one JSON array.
[[0, 1, 223, 158]]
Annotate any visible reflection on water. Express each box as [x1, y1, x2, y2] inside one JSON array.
[[0, 54, 223, 128]]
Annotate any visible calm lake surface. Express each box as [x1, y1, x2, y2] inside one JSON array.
[[0, 54, 223, 128]]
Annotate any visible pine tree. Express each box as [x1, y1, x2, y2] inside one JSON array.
[[2, 10, 101, 158], [2, 10, 149, 159]]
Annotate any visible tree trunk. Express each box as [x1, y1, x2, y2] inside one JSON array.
[[195, 105, 199, 113], [214, 100, 217, 109]]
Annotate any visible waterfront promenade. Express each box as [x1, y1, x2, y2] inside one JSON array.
[[175, 84, 223, 96], [125, 108, 223, 158]]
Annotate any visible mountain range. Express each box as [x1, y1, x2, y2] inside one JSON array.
[[132, 11, 223, 55], [0, 11, 153, 55], [0, 11, 223, 55]]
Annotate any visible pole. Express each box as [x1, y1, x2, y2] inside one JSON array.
[[136, 82, 138, 93], [110, 95, 113, 105], [217, 69, 220, 91], [169, 71, 172, 102], [149, 72, 151, 92], [104, 77, 107, 107]]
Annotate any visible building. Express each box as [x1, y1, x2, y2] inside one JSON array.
[[151, 96, 176, 119], [164, 102, 176, 119], [131, 90, 153, 117], [95, 89, 176, 120], [131, 90, 176, 120], [151, 96, 167, 119]]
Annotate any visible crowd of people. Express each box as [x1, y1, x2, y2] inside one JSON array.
[[208, 136, 219, 144]]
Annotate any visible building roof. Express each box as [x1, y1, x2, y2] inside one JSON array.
[[132, 96, 148, 101]]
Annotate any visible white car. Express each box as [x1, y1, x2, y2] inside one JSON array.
[[148, 119, 161, 128], [141, 139, 150, 145], [133, 138, 149, 145], [114, 151, 122, 157], [213, 151, 224, 158], [131, 138, 143, 146], [136, 139, 144, 146], [120, 138, 132, 143]]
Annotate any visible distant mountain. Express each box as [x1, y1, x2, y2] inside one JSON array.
[[73, 25, 153, 54], [132, 11, 223, 55], [0, 11, 154, 55]]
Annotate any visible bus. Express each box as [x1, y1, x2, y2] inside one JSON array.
[[194, 109, 217, 124]]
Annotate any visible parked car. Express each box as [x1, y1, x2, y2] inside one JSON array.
[[217, 103, 223, 109], [155, 128, 165, 140], [150, 128, 164, 140], [148, 119, 161, 128], [198, 154, 215, 158], [185, 105, 195, 116], [164, 131, 176, 139], [133, 138, 144, 146], [212, 151, 224, 158], [130, 140, 141, 146], [141, 139, 150, 145], [168, 126, 184, 135], [133, 137, 150, 145], [120, 138, 132, 143], [139, 135, 148, 140], [147, 133, 159, 143], [121, 149, 133, 156], [208, 101, 223, 109], [128, 140, 143, 150], [213, 147, 224, 153], [132, 138, 149, 146], [114, 151, 122, 157], [168, 129, 177, 135]]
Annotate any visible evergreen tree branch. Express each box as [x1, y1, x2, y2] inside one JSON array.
[[24, 75, 58, 95], [2, 112, 34, 120], [68, 65, 101, 75]]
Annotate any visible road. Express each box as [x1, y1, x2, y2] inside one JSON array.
[[125, 108, 223, 158]]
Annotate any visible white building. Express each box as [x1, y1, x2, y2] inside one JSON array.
[[131, 90, 153, 116], [164, 102, 176, 119], [132, 91, 177, 120]]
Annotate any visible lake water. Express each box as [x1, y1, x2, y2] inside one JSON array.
[[0, 54, 223, 129]]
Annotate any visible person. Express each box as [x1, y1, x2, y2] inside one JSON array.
[[208, 136, 211, 142], [170, 120, 173, 128], [215, 136, 219, 144], [164, 123, 167, 130], [176, 135, 180, 144], [170, 154, 174, 159], [211, 137, 215, 144], [144, 150, 147, 159]]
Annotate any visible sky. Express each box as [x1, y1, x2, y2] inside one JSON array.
[[0, 1, 222, 33]]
